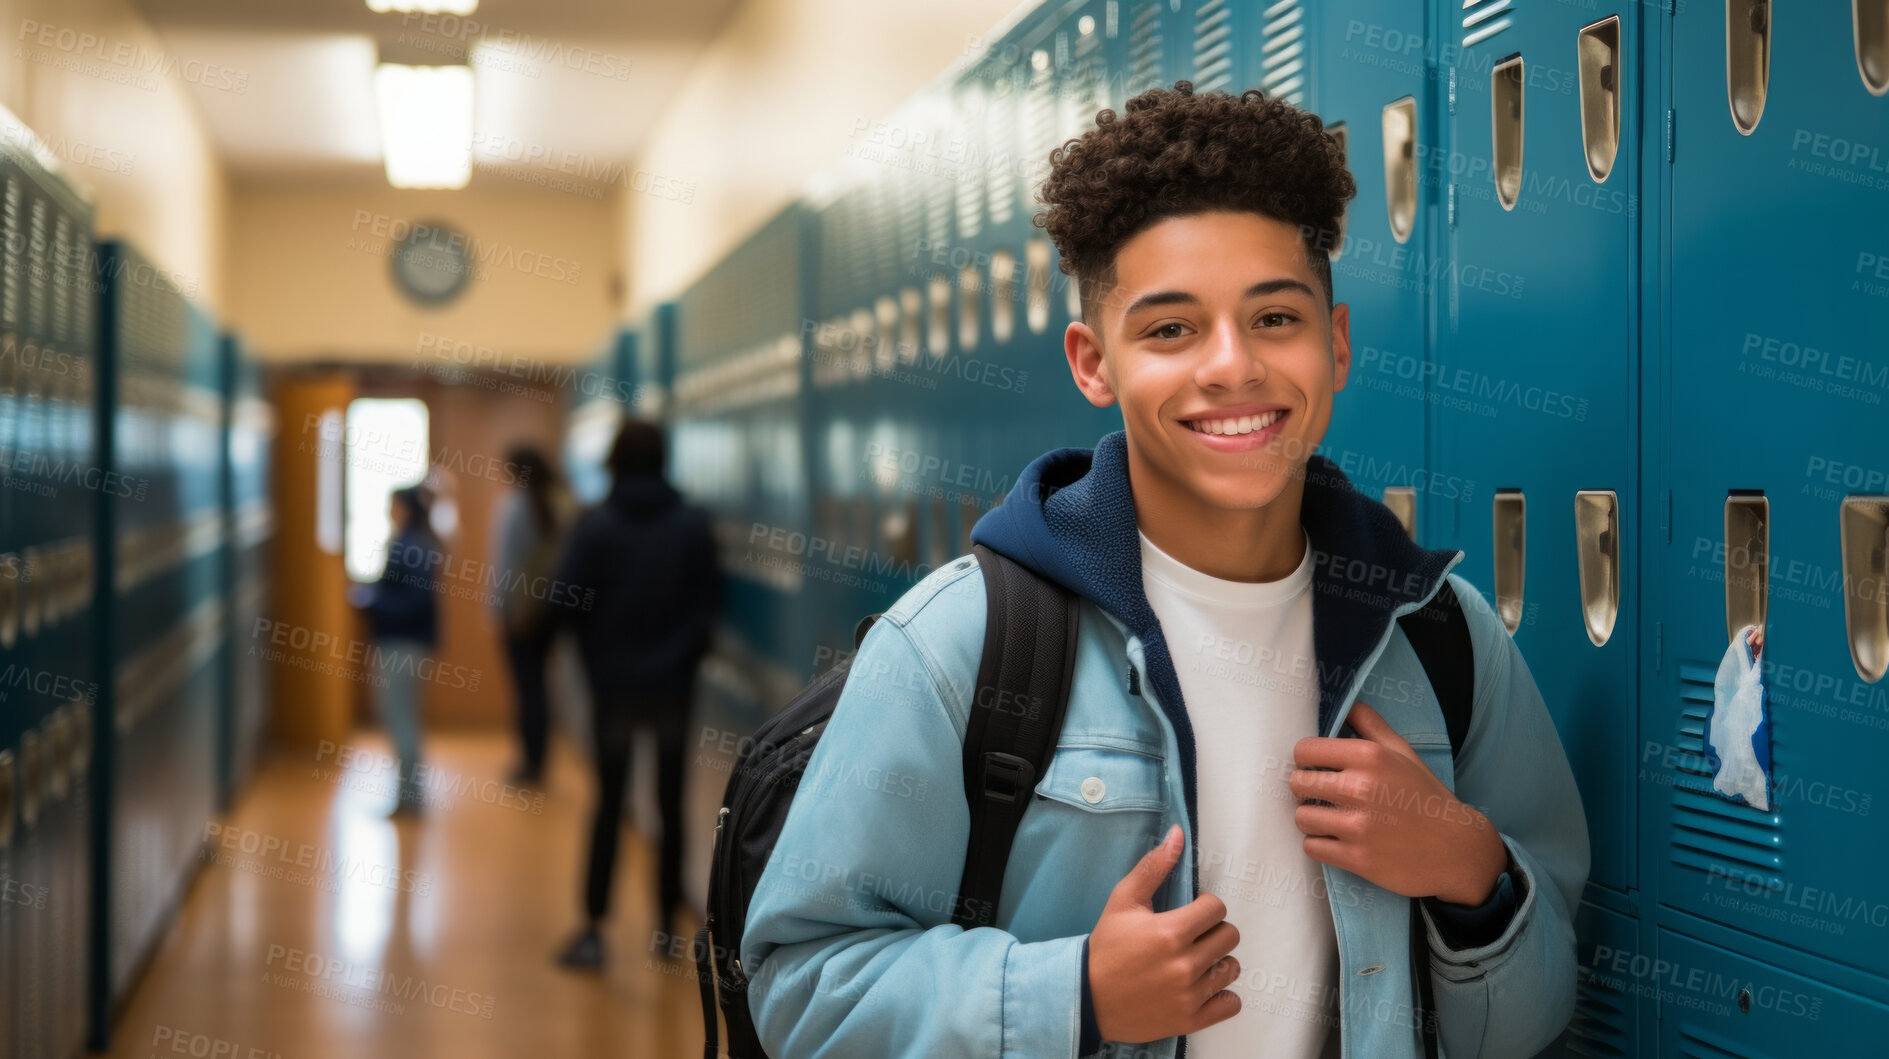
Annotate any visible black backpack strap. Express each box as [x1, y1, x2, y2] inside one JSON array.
[[1395, 579, 1474, 760], [1393, 577, 1474, 1059], [694, 924, 719, 1059], [953, 545, 1079, 930]]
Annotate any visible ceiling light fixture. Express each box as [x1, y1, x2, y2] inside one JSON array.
[[366, 0, 479, 14], [373, 63, 474, 189]]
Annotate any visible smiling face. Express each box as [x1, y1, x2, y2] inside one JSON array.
[[1065, 210, 1351, 561]]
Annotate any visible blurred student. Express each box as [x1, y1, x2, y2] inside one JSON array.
[[550, 419, 719, 969], [489, 443, 575, 785], [359, 485, 442, 817]]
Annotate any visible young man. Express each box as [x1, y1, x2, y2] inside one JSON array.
[[743, 83, 1588, 1058]]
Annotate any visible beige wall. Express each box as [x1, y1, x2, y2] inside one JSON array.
[[0, 0, 228, 310], [620, 0, 1024, 315], [227, 183, 620, 363]]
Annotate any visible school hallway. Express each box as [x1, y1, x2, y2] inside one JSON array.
[[95, 730, 711, 1059]]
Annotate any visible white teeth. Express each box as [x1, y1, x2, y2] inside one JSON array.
[[1188, 410, 1282, 436]]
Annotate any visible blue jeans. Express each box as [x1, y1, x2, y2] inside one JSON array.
[[375, 638, 429, 806]]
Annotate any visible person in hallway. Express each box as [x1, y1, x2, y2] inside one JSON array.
[[741, 83, 1588, 1058], [489, 443, 576, 786], [359, 484, 443, 817], [549, 418, 719, 969]]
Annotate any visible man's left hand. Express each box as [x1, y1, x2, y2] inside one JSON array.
[[1289, 702, 1508, 905]]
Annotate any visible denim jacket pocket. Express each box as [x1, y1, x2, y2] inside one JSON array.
[[1035, 744, 1166, 813]]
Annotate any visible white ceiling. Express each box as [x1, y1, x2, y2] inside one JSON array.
[[134, 0, 743, 189]]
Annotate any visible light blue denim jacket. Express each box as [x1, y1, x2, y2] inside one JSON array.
[[744, 432, 1589, 1058]]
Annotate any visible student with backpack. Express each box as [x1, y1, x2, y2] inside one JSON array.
[[723, 83, 1589, 1058], [550, 419, 719, 970]]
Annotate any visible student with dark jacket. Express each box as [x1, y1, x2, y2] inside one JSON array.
[[360, 485, 442, 817], [551, 418, 719, 969]]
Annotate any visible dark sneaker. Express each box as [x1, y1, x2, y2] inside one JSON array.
[[556, 927, 606, 971]]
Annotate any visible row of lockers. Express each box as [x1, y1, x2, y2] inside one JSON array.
[[0, 131, 275, 1058], [612, 0, 1889, 1054]]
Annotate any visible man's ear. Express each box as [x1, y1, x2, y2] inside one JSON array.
[[1330, 301, 1352, 393], [1066, 320, 1117, 409]]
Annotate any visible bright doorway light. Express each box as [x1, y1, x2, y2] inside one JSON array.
[[344, 398, 431, 583], [374, 64, 474, 189], [367, 0, 478, 14]]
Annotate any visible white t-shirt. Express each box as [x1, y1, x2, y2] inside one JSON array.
[[1139, 527, 1341, 1058]]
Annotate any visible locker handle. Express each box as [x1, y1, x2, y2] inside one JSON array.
[[0, 749, 14, 849], [1727, 0, 1771, 134], [1724, 493, 1769, 642], [45, 708, 70, 802], [1578, 17, 1623, 183], [0, 552, 17, 649], [1493, 490, 1527, 634], [1859, 0, 1889, 96], [1575, 490, 1620, 646], [19, 544, 42, 638], [1492, 54, 1526, 210], [18, 727, 41, 830], [73, 702, 93, 782], [1839, 496, 1889, 682], [1381, 97, 1418, 244], [1382, 486, 1417, 540]]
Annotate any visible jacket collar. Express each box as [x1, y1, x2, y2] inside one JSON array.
[[971, 430, 1463, 830], [606, 474, 681, 518]]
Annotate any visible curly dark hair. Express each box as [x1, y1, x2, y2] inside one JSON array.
[[1035, 81, 1355, 320]]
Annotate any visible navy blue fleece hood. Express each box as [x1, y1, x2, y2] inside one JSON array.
[[970, 429, 1464, 862]]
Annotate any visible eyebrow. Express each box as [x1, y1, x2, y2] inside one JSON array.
[[1120, 278, 1319, 319]]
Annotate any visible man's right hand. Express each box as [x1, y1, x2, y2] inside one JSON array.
[[1087, 823, 1242, 1044]]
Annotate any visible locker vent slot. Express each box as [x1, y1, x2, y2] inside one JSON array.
[[1070, 11, 1107, 130], [1677, 1024, 1771, 1058], [1462, 0, 1515, 48], [1129, 2, 1165, 95], [1667, 663, 1784, 886], [1192, 0, 1233, 94], [1564, 965, 1631, 1057], [1023, 59, 1057, 213], [986, 87, 1015, 226], [1260, 1, 1306, 104], [52, 211, 71, 342], [956, 89, 985, 241], [2, 176, 17, 328], [1727, 0, 1771, 134]]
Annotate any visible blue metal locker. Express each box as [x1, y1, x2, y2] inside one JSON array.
[[1304, 0, 1437, 526], [1646, 0, 1889, 1027], [1429, 2, 1640, 894]]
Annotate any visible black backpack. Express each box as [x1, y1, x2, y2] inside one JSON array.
[[694, 546, 1473, 1059]]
